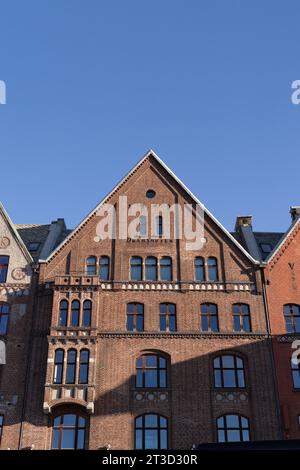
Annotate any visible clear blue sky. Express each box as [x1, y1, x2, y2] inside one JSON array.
[[0, 0, 299, 232]]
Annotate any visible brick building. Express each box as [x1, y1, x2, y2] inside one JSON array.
[[1, 150, 294, 449]]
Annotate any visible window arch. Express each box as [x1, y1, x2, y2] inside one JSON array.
[[159, 303, 176, 332], [201, 303, 219, 332], [127, 303, 144, 332], [51, 413, 87, 449], [66, 349, 77, 384], [136, 353, 168, 388], [131, 256, 143, 281], [145, 257, 157, 281], [232, 304, 251, 332], [71, 300, 80, 327], [53, 349, 64, 384], [59, 300, 68, 327], [195, 257, 205, 282], [99, 256, 109, 281], [217, 414, 250, 442], [79, 350, 89, 384], [208, 257, 218, 281], [160, 257, 172, 281], [284, 304, 300, 333], [213, 355, 245, 388], [86, 256, 97, 275], [82, 300, 92, 327], [135, 414, 168, 449], [0, 303, 10, 335]]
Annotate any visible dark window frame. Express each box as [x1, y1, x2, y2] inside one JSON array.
[[135, 353, 168, 389], [86, 256, 97, 276], [145, 257, 158, 281], [0, 303, 10, 335], [79, 349, 89, 385], [130, 256, 143, 281], [59, 300, 68, 327], [99, 256, 110, 281], [53, 349, 64, 384], [195, 257, 205, 282], [284, 304, 300, 333], [159, 303, 177, 332], [160, 257, 172, 281], [135, 414, 168, 450], [66, 349, 77, 384], [0, 256, 9, 283], [213, 354, 246, 389], [126, 302, 144, 332], [217, 414, 250, 443], [51, 413, 87, 450], [71, 300, 80, 327], [201, 303, 219, 332], [207, 257, 218, 282], [82, 300, 92, 327], [232, 303, 251, 333]]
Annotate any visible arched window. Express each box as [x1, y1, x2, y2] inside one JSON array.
[[135, 414, 168, 449], [66, 349, 77, 384], [155, 215, 163, 238], [53, 349, 64, 384], [195, 257, 205, 282], [217, 415, 250, 442], [82, 300, 92, 327], [131, 256, 143, 281], [127, 303, 144, 332], [201, 303, 219, 332], [159, 303, 176, 332], [51, 414, 86, 449], [160, 257, 172, 281], [71, 300, 80, 327], [0, 303, 9, 335], [213, 355, 245, 388], [291, 356, 300, 389], [79, 350, 89, 384], [0, 256, 9, 283], [136, 354, 167, 388], [86, 256, 97, 275], [59, 300, 68, 327], [208, 257, 218, 281], [99, 256, 109, 281], [233, 304, 251, 332], [284, 304, 300, 333], [145, 257, 157, 281]]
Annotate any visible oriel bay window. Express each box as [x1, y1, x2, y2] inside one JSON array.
[[127, 303, 144, 332], [131, 256, 143, 281], [213, 355, 245, 388], [284, 304, 300, 333], [160, 303, 176, 332], [79, 350, 89, 384], [66, 350, 77, 384], [71, 300, 80, 327], [53, 349, 64, 384], [201, 303, 219, 332], [51, 414, 86, 450], [0, 303, 10, 335], [136, 354, 167, 388], [145, 257, 157, 281], [217, 415, 250, 443], [135, 414, 168, 450], [232, 304, 251, 333], [99, 256, 109, 280], [59, 300, 68, 327]]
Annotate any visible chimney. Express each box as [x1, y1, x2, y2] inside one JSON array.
[[290, 207, 300, 222], [235, 215, 253, 232]]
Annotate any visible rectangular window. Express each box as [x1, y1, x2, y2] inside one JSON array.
[[0, 256, 9, 283]]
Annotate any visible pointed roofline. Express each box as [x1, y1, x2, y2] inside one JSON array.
[[42, 150, 258, 264], [0, 202, 33, 264], [264, 214, 300, 264]]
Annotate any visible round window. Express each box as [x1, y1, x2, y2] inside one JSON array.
[[146, 189, 156, 199]]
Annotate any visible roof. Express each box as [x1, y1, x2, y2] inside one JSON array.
[[0, 204, 33, 264], [232, 231, 285, 261], [43, 150, 259, 264], [264, 215, 300, 264], [16, 224, 51, 262]]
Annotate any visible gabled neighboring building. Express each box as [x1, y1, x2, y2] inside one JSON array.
[[0, 203, 68, 449], [18, 151, 280, 450]]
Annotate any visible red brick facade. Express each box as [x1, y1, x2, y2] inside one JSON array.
[[1, 152, 294, 449]]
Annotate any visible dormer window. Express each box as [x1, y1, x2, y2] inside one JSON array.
[[28, 242, 40, 252]]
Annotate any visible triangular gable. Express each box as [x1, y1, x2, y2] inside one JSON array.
[[0, 202, 33, 264], [42, 150, 258, 264], [264, 214, 300, 266]]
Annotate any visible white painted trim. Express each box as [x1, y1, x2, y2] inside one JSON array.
[[42, 150, 258, 264]]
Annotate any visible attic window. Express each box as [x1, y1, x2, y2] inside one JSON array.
[[146, 190, 156, 199], [260, 243, 272, 254], [28, 242, 40, 252]]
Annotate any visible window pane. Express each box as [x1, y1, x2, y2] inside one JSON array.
[[127, 315, 134, 332], [159, 370, 167, 388], [227, 430, 241, 442], [214, 370, 222, 388], [160, 430, 168, 449], [136, 316, 144, 332], [222, 356, 234, 367], [226, 415, 239, 427], [237, 370, 245, 388], [145, 430, 158, 449], [77, 429, 85, 449], [51, 429, 60, 449], [0, 316, 8, 334], [63, 414, 77, 426], [0, 256, 9, 283], [242, 430, 250, 441], [201, 315, 209, 331], [145, 414, 158, 428], [135, 430, 143, 449], [211, 316, 219, 332], [61, 429, 76, 449], [79, 364, 88, 384], [223, 370, 236, 387], [218, 430, 226, 443], [100, 256, 109, 280], [136, 370, 143, 388], [145, 370, 157, 387]]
